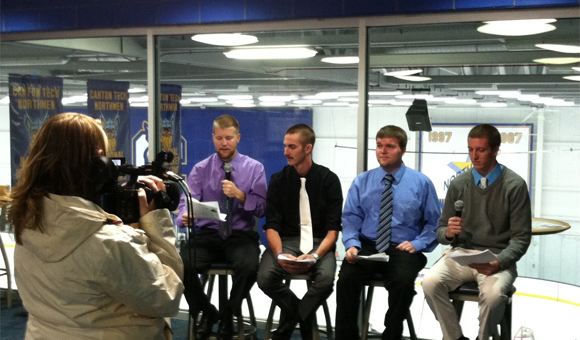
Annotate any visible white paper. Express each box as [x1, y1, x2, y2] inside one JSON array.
[[448, 249, 498, 266], [188, 198, 227, 222], [277, 254, 316, 263], [354, 253, 390, 262]]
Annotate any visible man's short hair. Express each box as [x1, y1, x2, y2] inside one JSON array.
[[213, 115, 240, 134], [286, 124, 315, 147], [376, 125, 407, 149], [468, 124, 501, 150]]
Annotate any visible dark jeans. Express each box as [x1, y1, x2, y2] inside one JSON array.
[[335, 239, 427, 340], [180, 229, 260, 316]]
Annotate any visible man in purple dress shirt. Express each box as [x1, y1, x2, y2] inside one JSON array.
[[176, 115, 267, 340]]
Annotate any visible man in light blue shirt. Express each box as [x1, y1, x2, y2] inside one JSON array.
[[335, 125, 440, 340]]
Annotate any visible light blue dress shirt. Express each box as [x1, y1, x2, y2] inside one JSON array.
[[472, 163, 504, 187], [342, 164, 441, 252]]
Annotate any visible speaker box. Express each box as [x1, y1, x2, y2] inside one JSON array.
[[405, 99, 432, 131]]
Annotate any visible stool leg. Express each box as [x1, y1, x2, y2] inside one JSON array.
[[245, 293, 258, 340], [500, 299, 512, 340], [406, 310, 418, 340], [264, 300, 277, 340], [322, 301, 334, 340], [361, 286, 375, 340]]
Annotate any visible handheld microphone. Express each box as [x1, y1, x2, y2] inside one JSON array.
[[224, 162, 233, 181], [452, 200, 464, 247], [223, 163, 233, 212], [454, 200, 464, 218]]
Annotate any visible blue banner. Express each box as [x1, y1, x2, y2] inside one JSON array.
[[160, 84, 183, 175], [9, 74, 63, 187], [87, 80, 130, 160]]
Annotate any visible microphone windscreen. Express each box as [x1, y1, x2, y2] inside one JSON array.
[[454, 200, 464, 212], [224, 162, 233, 173]]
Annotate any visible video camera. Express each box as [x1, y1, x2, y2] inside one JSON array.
[[91, 151, 182, 224]]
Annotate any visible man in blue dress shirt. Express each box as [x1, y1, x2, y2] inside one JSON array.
[[335, 125, 440, 340], [176, 115, 267, 340]]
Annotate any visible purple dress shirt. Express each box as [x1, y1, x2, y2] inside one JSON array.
[[175, 152, 267, 231]]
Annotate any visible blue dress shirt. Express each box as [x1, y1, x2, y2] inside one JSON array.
[[472, 163, 504, 187], [342, 164, 440, 252]]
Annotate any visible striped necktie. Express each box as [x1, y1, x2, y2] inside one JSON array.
[[376, 174, 395, 253]]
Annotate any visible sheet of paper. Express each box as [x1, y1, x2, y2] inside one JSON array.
[[354, 253, 390, 262], [448, 249, 498, 266], [277, 254, 316, 263], [187, 198, 226, 222]]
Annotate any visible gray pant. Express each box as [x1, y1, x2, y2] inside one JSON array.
[[422, 249, 517, 340], [257, 237, 336, 321]]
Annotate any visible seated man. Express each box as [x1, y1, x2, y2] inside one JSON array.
[[257, 124, 343, 340], [335, 125, 440, 340], [422, 123, 532, 340], [176, 115, 267, 340]]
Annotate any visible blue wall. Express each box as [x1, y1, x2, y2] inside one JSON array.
[[1, 0, 578, 33]]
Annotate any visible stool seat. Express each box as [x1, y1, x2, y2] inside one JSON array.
[[448, 281, 514, 340]]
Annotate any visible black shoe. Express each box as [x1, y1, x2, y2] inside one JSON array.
[[272, 315, 299, 340], [457, 336, 469, 340], [196, 306, 219, 340]]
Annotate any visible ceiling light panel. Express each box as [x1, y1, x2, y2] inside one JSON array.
[[192, 33, 258, 46], [224, 47, 317, 59], [321, 56, 359, 64], [477, 19, 556, 36]]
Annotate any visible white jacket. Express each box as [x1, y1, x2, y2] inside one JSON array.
[[15, 194, 184, 340]]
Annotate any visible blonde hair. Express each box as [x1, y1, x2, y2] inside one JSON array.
[[7, 113, 107, 244]]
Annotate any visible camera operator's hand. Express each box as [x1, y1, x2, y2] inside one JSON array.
[[137, 176, 167, 217]]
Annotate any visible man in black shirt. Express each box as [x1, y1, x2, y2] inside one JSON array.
[[257, 124, 343, 340]]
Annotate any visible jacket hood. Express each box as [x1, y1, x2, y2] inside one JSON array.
[[20, 194, 122, 263]]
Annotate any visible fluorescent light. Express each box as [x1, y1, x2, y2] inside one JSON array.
[[129, 95, 148, 103], [396, 94, 433, 100], [0, 96, 9, 104], [259, 102, 286, 106], [536, 44, 580, 53], [218, 95, 253, 100], [517, 94, 540, 101], [337, 97, 359, 102], [258, 95, 298, 102], [533, 57, 580, 65], [383, 69, 422, 76], [499, 92, 522, 99], [368, 99, 394, 105], [232, 103, 256, 108], [130, 102, 149, 107], [309, 91, 358, 99], [321, 56, 359, 64], [477, 19, 556, 36], [293, 100, 322, 105], [481, 103, 508, 108], [476, 90, 520, 96], [391, 101, 413, 106], [392, 75, 431, 82], [323, 102, 349, 106], [564, 75, 580, 81], [180, 99, 191, 104], [62, 95, 88, 105], [128, 88, 147, 93], [187, 97, 218, 102], [224, 47, 317, 60], [226, 100, 254, 105], [573, 67, 580, 72], [369, 91, 403, 96], [192, 33, 258, 46], [442, 98, 478, 105]]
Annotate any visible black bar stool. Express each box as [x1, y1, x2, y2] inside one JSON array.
[[360, 277, 417, 340], [189, 262, 257, 340], [448, 281, 514, 340], [264, 274, 334, 340]]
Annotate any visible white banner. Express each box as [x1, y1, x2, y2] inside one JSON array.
[[419, 124, 533, 207]]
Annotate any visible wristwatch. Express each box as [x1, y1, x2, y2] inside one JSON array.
[[312, 253, 320, 261]]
